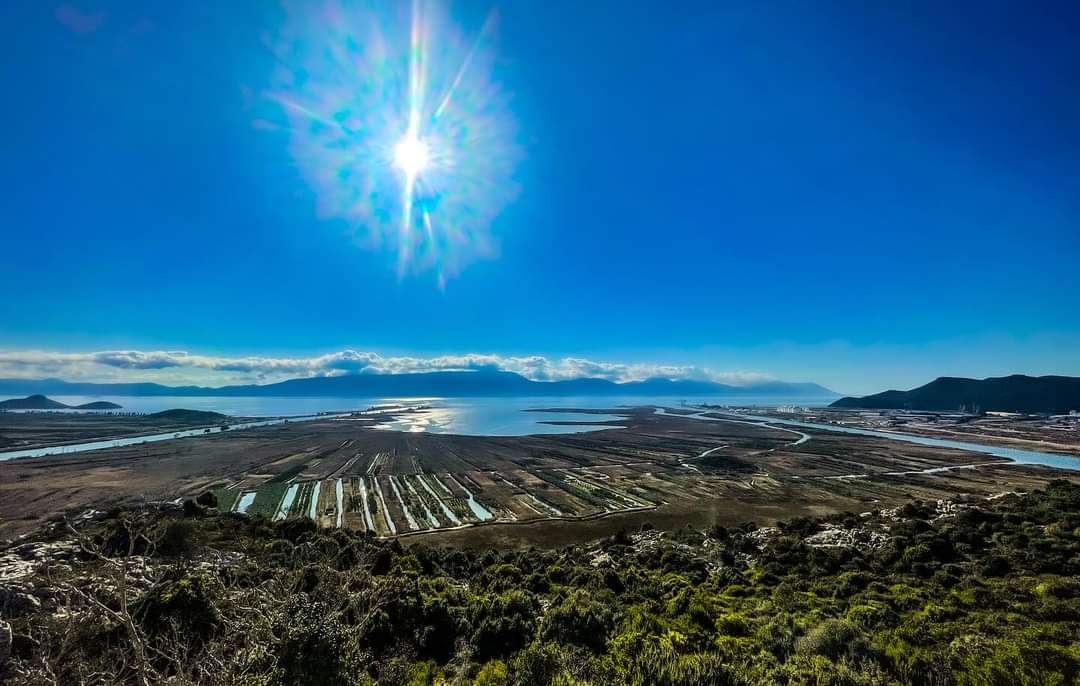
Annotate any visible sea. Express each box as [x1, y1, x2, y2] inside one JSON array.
[[3, 394, 1078, 472], [2, 394, 834, 436]]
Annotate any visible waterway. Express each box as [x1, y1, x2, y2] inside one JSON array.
[[4, 396, 1075, 473], [0, 413, 350, 461], [655, 408, 1080, 472]]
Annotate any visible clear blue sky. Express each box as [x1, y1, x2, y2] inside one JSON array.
[[1, 1, 1078, 394]]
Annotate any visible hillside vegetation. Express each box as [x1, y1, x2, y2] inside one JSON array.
[[832, 374, 1080, 414], [1, 482, 1078, 685]]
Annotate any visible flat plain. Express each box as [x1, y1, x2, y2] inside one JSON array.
[[1, 406, 1075, 545]]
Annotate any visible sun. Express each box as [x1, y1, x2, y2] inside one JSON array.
[[393, 135, 430, 176], [268, 0, 523, 278]]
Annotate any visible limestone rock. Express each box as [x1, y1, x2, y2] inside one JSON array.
[[0, 619, 11, 665]]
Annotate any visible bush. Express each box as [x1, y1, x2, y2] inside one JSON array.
[[136, 572, 222, 639], [981, 556, 1010, 578], [11, 479, 1080, 686], [470, 591, 537, 661], [276, 518, 318, 544], [416, 593, 459, 663], [406, 660, 445, 686], [948, 632, 1080, 686], [845, 602, 892, 629], [195, 491, 218, 508], [474, 660, 509, 686], [98, 516, 154, 556], [158, 520, 198, 557], [795, 619, 871, 661], [275, 597, 362, 686], [714, 613, 751, 638], [772, 654, 892, 686], [539, 590, 615, 652], [1035, 577, 1080, 599]]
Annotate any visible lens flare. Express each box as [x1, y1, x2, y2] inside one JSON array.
[[393, 135, 430, 176], [262, 0, 522, 283]]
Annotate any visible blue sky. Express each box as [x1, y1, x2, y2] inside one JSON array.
[[1, 1, 1078, 395]]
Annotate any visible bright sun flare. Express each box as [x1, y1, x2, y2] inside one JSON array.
[[270, 0, 522, 278], [393, 135, 430, 176]]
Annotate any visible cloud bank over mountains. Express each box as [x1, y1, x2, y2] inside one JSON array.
[[0, 349, 775, 387]]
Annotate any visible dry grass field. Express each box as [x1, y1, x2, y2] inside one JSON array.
[[1, 406, 1075, 545]]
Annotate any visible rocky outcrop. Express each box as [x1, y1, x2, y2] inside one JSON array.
[[0, 582, 41, 618], [0, 541, 81, 582], [0, 619, 11, 666]]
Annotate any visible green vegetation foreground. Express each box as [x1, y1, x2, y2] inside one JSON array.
[[2, 481, 1079, 685]]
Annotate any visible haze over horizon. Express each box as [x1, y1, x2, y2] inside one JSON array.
[[0, 345, 1077, 398], [2, 1, 1078, 397]]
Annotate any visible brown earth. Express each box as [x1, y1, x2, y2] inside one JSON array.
[[1, 406, 1076, 545]]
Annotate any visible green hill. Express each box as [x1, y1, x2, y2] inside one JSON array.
[[0, 395, 122, 410], [831, 374, 1080, 414], [73, 400, 123, 410], [0, 394, 69, 410], [146, 409, 229, 423]]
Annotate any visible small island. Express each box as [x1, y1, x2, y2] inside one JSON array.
[[145, 408, 227, 423], [0, 394, 123, 411]]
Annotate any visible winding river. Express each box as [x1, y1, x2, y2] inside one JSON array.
[[2, 403, 1076, 475], [0, 413, 351, 462], [654, 407, 1080, 473]]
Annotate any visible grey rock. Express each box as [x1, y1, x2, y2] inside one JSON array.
[[0, 619, 11, 665], [30, 585, 61, 601], [0, 584, 41, 618], [14, 544, 38, 561]]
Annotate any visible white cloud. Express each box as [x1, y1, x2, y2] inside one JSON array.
[[0, 349, 774, 387]]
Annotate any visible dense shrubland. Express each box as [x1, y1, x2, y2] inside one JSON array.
[[1, 481, 1079, 685]]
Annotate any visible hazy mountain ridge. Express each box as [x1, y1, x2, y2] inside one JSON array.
[[0, 371, 836, 399], [0, 394, 123, 410], [830, 374, 1080, 414]]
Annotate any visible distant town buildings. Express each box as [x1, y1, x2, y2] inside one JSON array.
[[776, 405, 809, 414]]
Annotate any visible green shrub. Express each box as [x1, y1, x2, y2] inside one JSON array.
[[136, 572, 222, 639], [474, 659, 509, 686], [795, 619, 872, 661], [845, 602, 892, 629], [714, 613, 751, 638], [948, 632, 1080, 686], [540, 590, 615, 652], [195, 491, 218, 508], [470, 590, 537, 661], [13, 478, 1080, 686], [275, 597, 363, 686], [407, 659, 445, 686], [158, 519, 198, 557], [1035, 577, 1080, 599]]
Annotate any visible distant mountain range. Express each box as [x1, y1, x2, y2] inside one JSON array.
[[0, 394, 123, 410], [0, 371, 837, 399], [830, 375, 1080, 415]]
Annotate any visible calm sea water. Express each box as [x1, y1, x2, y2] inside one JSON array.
[[2, 395, 1077, 473], [4, 394, 834, 435]]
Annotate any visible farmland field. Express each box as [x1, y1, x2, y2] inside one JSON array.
[[1, 405, 1076, 544]]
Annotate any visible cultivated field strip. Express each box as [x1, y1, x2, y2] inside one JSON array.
[[4, 405, 1071, 549], [202, 440, 495, 537], [167, 409, 1069, 540]]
